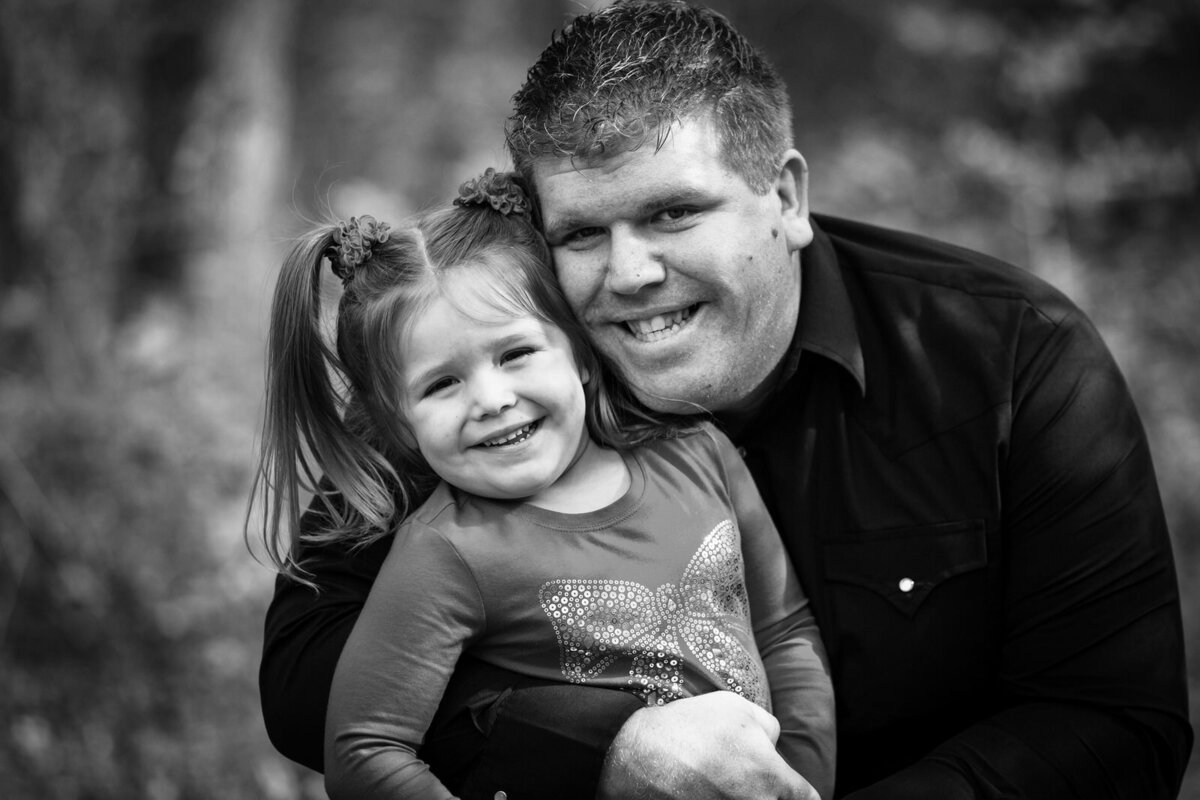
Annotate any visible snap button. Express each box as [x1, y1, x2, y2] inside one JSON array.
[[898, 577, 915, 593]]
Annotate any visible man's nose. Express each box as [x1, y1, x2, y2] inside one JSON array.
[[606, 227, 666, 295], [470, 370, 517, 418]]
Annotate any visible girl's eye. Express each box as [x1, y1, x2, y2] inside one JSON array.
[[424, 376, 457, 397], [502, 347, 535, 364]]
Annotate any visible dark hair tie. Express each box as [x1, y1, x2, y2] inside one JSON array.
[[325, 215, 391, 285], [454, 168, 531, 217]]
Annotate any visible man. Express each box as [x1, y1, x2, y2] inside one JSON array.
[[260, 2, 1192, 797]]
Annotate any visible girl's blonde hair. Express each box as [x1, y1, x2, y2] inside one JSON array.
[[248, 174, 689, 582]]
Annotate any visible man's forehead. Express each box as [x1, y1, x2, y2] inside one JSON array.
[[532, 119, 723, 215], [531, 152, 632, 193], [530, 114, 718, 182]]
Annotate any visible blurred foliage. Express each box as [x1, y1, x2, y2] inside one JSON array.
[[0, 0, 1196, 797]]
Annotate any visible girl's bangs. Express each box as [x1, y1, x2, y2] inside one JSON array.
[[439, 257, 547, 325]]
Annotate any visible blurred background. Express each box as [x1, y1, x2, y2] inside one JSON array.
[[0, 0, 1196, 797]]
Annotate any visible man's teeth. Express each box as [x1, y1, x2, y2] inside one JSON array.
[[481, 422, 537, 447], [625, 308, 691, 341]]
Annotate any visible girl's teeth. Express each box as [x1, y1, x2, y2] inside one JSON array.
[[483, 422, 535, 447]]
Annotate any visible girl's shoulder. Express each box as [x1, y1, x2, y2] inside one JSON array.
[[642, 418, 732, 449], [401, 480, 461, 529], [636, 419, 739, 473]]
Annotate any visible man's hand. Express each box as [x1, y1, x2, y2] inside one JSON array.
[[597, 691, 821, 800]]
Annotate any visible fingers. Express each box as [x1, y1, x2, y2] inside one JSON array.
[[599, 692, 814, 800], [743, 697, 782, 745], [770, 754, 821, 800], [684, 689, 781, 742]]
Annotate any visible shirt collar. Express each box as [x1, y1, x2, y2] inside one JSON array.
[[781, 215, 866, 395]]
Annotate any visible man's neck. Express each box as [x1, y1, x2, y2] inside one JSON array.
[[713, 351, 795, 440]]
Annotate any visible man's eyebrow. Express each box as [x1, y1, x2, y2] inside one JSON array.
[[542, 214, 589, 241], [543, 187, 712, 239]]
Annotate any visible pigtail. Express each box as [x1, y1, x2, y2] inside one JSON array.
[[247, 227, 402, 584]]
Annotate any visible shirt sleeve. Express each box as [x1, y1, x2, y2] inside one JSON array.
[[258, 497, 392, 773], [323, 519, 485, 800], [712, 427, 838, 800], [846, 306, 1192, 798]]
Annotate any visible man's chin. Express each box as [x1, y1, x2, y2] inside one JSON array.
[[626, 376, 719, 416], [625, 366, 780, 417]]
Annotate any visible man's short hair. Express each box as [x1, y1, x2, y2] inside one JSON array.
[[507, 0, 793, 195]]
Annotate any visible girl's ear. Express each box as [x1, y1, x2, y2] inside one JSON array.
[[580, 363, 592, 385]]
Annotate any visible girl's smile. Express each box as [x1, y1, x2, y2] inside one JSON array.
[[475, 418, 541, 448]]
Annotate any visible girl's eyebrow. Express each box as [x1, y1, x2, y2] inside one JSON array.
[[406, 328, 543, 392], [405, 357, 454, 395], [489, 330, 543, 350]]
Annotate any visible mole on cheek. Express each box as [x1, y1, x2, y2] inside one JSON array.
[[771, 228, 779, 239]]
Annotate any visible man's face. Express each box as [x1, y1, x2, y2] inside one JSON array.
[[534, 116, 812, 414]]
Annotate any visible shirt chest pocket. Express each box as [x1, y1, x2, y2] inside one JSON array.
[[822, 519, 988, 619]]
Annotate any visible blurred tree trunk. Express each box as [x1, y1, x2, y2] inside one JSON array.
[[0, 0, 225, 389], [0, 1, 297, 796], [180, 0, 293, 431], [288, 0, 566, 223], [1, 0, 140, 388]]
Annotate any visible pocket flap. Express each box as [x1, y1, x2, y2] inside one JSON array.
[[822, 519, 987, 616]]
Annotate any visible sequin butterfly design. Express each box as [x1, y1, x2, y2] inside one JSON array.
[[538, 520, 770, 709]]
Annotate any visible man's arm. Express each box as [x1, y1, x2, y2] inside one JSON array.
[[259, 507, 392, 772], [596, 309, 1191, 800], [593, 429, 829, 800], [720, 425, 836, 798], [599, 692, 821, 800], [839, 307, 1191, 799]]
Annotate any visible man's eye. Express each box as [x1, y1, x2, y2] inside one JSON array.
[[502, 348, 535, 364], [654, 207, 694, 224], [562, 227, 605, 248]]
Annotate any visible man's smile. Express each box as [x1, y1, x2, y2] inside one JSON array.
[[621, 304, 700, 343]]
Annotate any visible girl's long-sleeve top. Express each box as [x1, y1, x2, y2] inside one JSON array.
[[323, 424, 835, 799]]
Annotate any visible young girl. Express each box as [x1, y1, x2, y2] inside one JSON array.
[[252, 170, 835, 800]]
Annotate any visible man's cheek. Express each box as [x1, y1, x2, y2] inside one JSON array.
[[554, 261, 600, 305]]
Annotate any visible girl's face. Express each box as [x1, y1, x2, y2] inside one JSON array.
[[398, 289, 592, 504]]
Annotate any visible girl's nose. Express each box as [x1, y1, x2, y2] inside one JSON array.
[[470, 371, 517, 419]]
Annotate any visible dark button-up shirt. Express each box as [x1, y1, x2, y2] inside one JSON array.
[[259, 214, 1192, 798]]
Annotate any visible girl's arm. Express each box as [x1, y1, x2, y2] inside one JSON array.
[[260, 493, 641, 796], [714, 428, 837, 800], [323, 518, 485, 800]]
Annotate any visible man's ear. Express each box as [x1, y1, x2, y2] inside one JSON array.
[[776, 150, 813, 252]]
